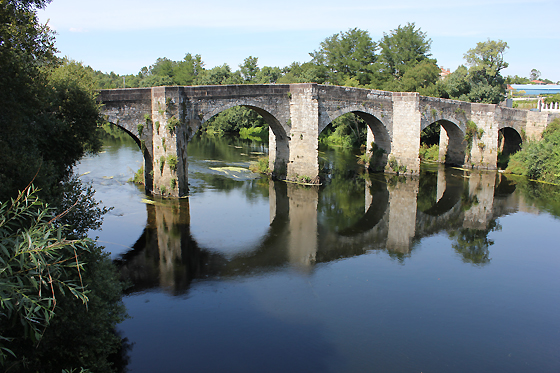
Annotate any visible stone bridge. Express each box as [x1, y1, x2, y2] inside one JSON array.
[[98, 83, 557, 197]]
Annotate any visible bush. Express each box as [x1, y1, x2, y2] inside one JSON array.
[[506, 118, 560, 184], [419, 144, 439, 161]]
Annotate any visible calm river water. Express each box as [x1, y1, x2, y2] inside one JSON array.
[[76, 133, 560, 372]]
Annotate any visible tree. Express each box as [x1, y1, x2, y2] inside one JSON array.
[[173, 53, 204, 85], [0, 2, 102, 202], [392, 59, 440, 95], [254, 66, 282, 84], [195, 64, 242, 85], [0, 2, 127, 370], [310, 28, 378, 86], [439, 39, 509, 104], [530, 68, 541, 81], [378, 22, 433, 81], [464, 39, 508, 86], [239, 56, 259, 83]]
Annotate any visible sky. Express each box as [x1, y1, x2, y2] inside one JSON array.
[[38, 0, 560, 82]]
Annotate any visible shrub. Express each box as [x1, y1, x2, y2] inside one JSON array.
[[506, 118, 560, 184], [419, 144, 439, 161]]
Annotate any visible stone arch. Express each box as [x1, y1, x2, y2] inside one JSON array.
[[497, 127, 522, 164], [320, 107, 392, 154], [105, 120, 154, 194], [197, 101, 290, 178], [422, 119, 466, 166]]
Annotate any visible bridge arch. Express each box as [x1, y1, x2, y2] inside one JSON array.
[[104, 121, 155, 193], [421, 119, 466, 166], [197, 101, 290, 177], [497, 127, 522, 167], [320, 106, 392, 154]]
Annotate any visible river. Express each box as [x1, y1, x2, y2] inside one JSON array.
[[75, 132, 560, 372]]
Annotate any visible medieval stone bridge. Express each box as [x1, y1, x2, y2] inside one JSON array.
[[98, 83, 557, 197]]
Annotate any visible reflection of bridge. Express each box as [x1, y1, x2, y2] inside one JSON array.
[[115, 169, 524, 295], [98, 84, 559, 197]]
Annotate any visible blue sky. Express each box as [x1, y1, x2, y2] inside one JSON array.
[[38, 0, 560, 82]]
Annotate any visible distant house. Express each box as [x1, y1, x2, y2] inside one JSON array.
[[439, 67, 451, 79], [531, 80, 545, 85], [508, 84, 560, 96]]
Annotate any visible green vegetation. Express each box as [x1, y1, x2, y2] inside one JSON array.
[[130, 165, 144, 184], [464, 120, 484, 160], [159, 156, 166, 173], [167, 155, 178, 172], [388, 156, 407, 174], [506, 118, 560, 184], [249, 156, 271, 175], [0, 2, 127, 370], [437, 39, 509, 104], [319, 113, 366, 148], [239, 126, 268, 141], [419, 144, 440, 161], [166, 116, 179, 133]]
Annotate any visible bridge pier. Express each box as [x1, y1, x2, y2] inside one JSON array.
[[286, 85, 320, 180], [468, 104, 498, 169], [150, 87, 189, 197], [387, 92, 421, 175]]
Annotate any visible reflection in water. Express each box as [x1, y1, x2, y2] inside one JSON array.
[[116, 166, 516, 294]]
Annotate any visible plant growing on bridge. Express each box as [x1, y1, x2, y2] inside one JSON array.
[[137, 122, 144, 136], [170, 178, 177, 189], [167, 155, 178, 172], [387, 156, 407, 174], [166, 116, 179, 134], [155, 121, 160, 134], [161, 138, 166, 152], [464, 120, 485, 161], [159, 156, 166, 174]]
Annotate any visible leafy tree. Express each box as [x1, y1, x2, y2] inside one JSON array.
[[378, 22, 433, 81], [310, 28, 378, 86], [196, 64, 242, 85], [172, 53, 203, 85], [276, 61, 325, 84], [0, 187, 90, 363], [0, 1, 102, 202], [530, 68, 541, 81], [254, 66, 282, 84], [0, 2, 127, 370], [392, 59, 440, 95], [439, 39, 509, 104], [239, 56, 259, 83]]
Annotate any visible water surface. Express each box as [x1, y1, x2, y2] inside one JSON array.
[[76, 134, 560, 372]]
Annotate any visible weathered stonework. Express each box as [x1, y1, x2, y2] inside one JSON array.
[[98, 84, 556, 197]]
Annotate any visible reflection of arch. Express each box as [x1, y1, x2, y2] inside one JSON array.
[[498, 127, 522, 157], [107, 121, 154, 193], [421, 175, 463, 216], [337, 181, 389, 236]]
